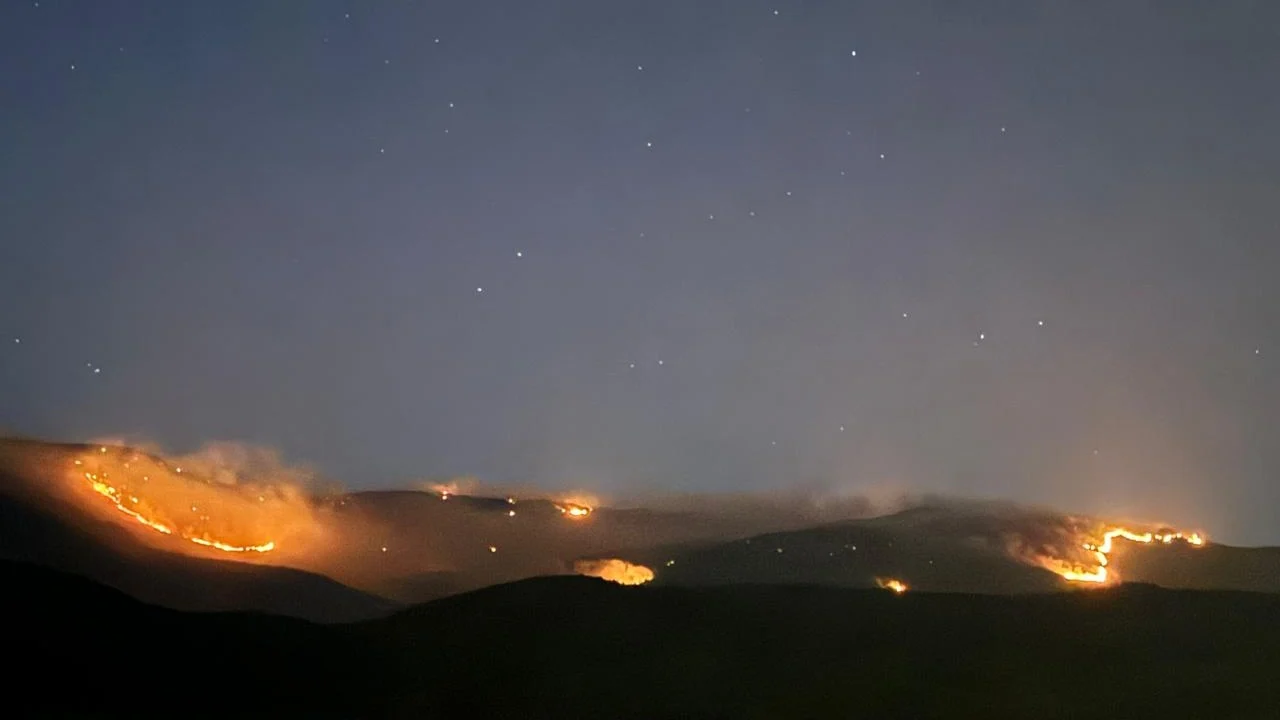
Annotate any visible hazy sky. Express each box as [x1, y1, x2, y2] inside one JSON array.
[[2, 1, 1278, 543]]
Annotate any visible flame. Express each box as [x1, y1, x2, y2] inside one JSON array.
[[875, 577, 908, 594], [555, 502, 593, 519], [77, 454, 276, 554], [1037, 526, 1206, 585], [575, 558, 654, 585]]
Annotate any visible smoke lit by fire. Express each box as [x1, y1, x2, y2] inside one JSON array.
[[875, 577, 908, 594], [9, 436, 1222, 604], [66, 443, 325, 560], [575, 558, 654, 585]]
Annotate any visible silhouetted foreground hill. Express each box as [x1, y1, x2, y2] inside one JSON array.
[[9, 560, 1280, 719]]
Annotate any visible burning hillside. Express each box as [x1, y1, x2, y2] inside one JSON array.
[[63, 444, 327, 563], [1024, 525, 1205, 585], [0, 436, 1248, 609], [574, 558, 654, 585]]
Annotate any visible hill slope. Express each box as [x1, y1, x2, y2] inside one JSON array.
[[0, 439, 397, 622], [11, 559, 1280, 719]]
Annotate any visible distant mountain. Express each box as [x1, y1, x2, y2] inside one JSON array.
[[605, 502, 1280, 595], [607, 508, 1070, 594], [10, 559, 1280, 719], [1119, 541, 1280, 593], [329, 489, 819, 602], [6, 435, 1280, 612]]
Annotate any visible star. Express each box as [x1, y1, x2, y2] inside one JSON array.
[[475, 287, 483, 293], [12, 338, 18, 344], [850, 50, 857, 57], [515, 251, 523, 258], [645, 141, 653, 148], [637, 65, 644, 71], [1037, 320, 1044, 326], [879, 153, 885, 159]]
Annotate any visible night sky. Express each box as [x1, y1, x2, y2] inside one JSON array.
[[3, 2, 1278, 544]]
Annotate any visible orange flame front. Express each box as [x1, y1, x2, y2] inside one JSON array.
[[1040, 526, 1205, 585], [77, 450, 275, 554]]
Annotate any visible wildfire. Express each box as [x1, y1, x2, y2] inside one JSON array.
[[78, 458, 276, 554], [1041, 526, 1206, 585], [556, 502, 593, 519], [875, 577, 908, 594], [575, 558, 654, 585]]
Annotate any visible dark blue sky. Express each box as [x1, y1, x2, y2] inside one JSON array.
[[3, 1, 1278, 543]]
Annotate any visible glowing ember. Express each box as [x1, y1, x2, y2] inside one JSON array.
[[875, 577, 908, 594], [575, 558, 654, 585], [556, 503, 592, 519], [79, 459, 276, 554], [1040, 526, 1206, 585]]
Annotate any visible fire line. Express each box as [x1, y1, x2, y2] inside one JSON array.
[[79, 459, 276, 554]]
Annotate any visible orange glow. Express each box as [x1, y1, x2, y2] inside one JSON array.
[[77, 453, 277, 555], [1036, 526, 1206, 585], [555, 502, 593, 519], [875, 577, 908, 594], [575, 558, 654, 585]]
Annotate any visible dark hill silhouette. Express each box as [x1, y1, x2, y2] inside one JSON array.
[[10, 560, 1280, 719], [2, 559, 371, 719]]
